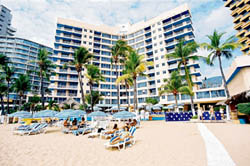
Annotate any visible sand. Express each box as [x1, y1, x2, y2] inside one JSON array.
[[206, 123, 250, 166], [0, 121, 249, 166]]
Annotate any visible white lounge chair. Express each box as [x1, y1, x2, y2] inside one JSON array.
[[104, 126, 136, 150]]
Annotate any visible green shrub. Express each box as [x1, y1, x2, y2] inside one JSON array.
[[192, 115, 198, 119], [237, 103, 250, 115]]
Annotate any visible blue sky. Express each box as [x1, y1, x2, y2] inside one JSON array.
[[0, 0, 241, 78]]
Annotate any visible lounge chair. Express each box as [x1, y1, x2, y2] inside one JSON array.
[[104, 126, 136, 150], [13, 123, 40, 135], [27, 123, 48, 135]]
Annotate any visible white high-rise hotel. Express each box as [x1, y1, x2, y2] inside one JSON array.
[[49, 4, 226, 109]]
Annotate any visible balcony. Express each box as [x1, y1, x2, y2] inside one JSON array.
[[224, 0, 233, 7], [57, 93, 66, 96], [68, 93, 77, 97], [148, 84, 156, 89]]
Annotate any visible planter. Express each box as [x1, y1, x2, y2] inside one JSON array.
[[190, 119, 198, 122]]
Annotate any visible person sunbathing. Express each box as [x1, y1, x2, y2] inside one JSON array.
[[130, 119, 137, 127], [104, 124, 119, 134], [69, 118, 78, 130], [110, 126, 132, 145], [79, 117, 85, 128], [63, 117, 70, 127]]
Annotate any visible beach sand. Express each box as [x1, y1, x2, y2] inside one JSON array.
[[0, 121, 249, 166], [207, 123, 250, 166]]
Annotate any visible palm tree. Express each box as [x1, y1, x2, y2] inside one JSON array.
[[159, 71, 187, 111], [145, 97, 159, 112], [116, 68, 133, 110], [3, 66, 15, 114], [117, 50, 153, 111], [64, 47, 93, 106], [29, 95, 41, 113], [85, 91, 104, 110], [0, 53, 10, 67], [166, 40, 200, 115], [85, 64, 105, 112], [46, 100, 60, 111], [32, 49, 55, 109], [111, 40, 130, 111], [200, 30, 240, 98], [13, 74, 31, 111], [0, 77, 7, 115]]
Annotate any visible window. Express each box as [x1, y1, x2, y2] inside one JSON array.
[[156, 72, 160, 75], [196, 91, 210, 99], [155, 57, 158, 60], [153, 36, 157, 40], [84, 29, 87, 32], [159, 34, 162, 38], [157, 22, 161, 25], [84, 35, 87, 38], [157, 80, 160, 83], [162, 63, 165, 66], [160, 48, 164, 52], [163, 70, 166, 74], [89, 42, 92, 45], [161, 55, 164, 59], [153, 30, 156, 34], [102, 33, 111, 38], [156, 64, 159, 68], [154, 50, 158, 53], [152, 24, 155, 27], [89, 36, 92, 39], [90, 30, 93, 33], [158, 28, 162, 31], [154, 43, 157, 46], [160, 41, 163, 45], [211, 90, 226, 98], [138, 82, 147, 88]]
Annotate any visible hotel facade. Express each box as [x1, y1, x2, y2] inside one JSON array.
[[0, 36, 53, 102], [223, 0, 250, 55], [49, 4, 226, 109]]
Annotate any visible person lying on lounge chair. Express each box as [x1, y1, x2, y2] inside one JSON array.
[[63, 117, 70, 127], [69, 118, 78, 130], [110, 126, 132, 145], [104, 123, 119, 134], [79, 117, 86, 128], [130, 119, 137, 127]]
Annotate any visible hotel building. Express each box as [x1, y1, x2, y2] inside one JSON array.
[[223, 0, 250, 55], [0, 36, 53, 102], [0, 5, 16, 36], [50, 4, 226, 109]]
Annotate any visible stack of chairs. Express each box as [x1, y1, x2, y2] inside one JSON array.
[[202, 112, 210, 120], [165, 112, 192, 122], [215, 112, 222, 120], [201, 111, 222, 120]]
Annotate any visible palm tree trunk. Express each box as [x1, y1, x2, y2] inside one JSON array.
[[40, 72, 45, 109], [125, 81, 130, 111], [116, 65, 120, 111], [90, 83, 93, 112], [7, 81, 10, 114], [218, 55, 230, 98], [78, 72, 85, 106], [184, 65, 195, 114], [190, 95, 195, 115], [133, 77, 138, 111], [19, 95, 22, 111], [0, 95, 4, 115], [174, 94, 178, 112]]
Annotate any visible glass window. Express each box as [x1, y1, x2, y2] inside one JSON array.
[[196, 91, 210, 99]]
